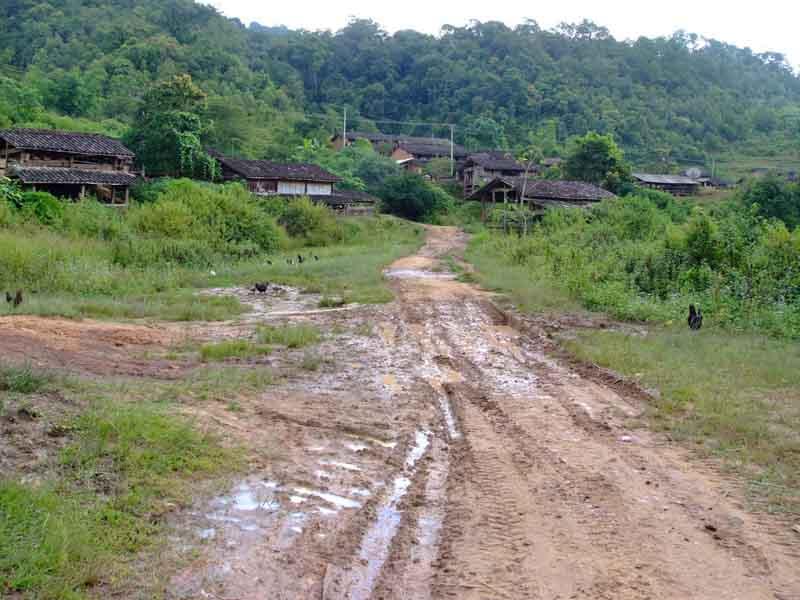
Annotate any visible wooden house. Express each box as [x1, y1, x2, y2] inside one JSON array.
[[213, 154, 340, 196], [460, 151, 529, 196], [468, 176, 615, 219], [0, 129, 136, 204], [633, 173, 700, 196], [391, 140, 467, 173], [331, 131, 397, 153], [212, 152, 376, 214]]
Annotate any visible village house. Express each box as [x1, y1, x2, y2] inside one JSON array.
[[632, 172, 700, 196], [467, 175, 615, 219], [391, 139, 467, 173], [330, 131, 397, 153], [212, 152, 376, 214], [459, 151, 529, 196], [0, 128, 136, 204]]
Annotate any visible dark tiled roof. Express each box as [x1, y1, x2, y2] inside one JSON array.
[[466, 151, 525, 172], [215, 155, 339, 183], [633, 173, 699, 185], [396, 141, 467, 159], [521, 179, 616, 201], [344, 131, 397, 143], [310, 189, 379, 205], [11, 166, 137, 186], [0, 128, 134, 158], [469, 176, 615, 202]]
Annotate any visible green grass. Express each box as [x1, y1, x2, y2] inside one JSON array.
[[0, 362, 53, 394], [0, 215, 422, 321], [0, 401, 235, 599], [257, 323, 321, 349], [464, 230, 583, 314], [563, 327, 800, 514], [200, 339, 272, 362]]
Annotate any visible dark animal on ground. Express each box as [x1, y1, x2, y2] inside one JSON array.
[[12, 290, 23, 309], [314, 255, 319, 261], [688, 305, 703, 330], [254, 282, 269, 294], [5, 292, 12, 304], [267, 260, 273, 266], [297, 255, 305, 264]]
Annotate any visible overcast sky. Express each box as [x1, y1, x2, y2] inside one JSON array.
[[205, 0, 799, 69]]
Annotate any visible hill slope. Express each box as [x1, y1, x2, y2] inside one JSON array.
[[1, 0, 799, 165]]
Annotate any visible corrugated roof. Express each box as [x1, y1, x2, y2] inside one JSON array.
[[0, 128, 134, 158], [11, 166, 137, 186], [633, 173, 700, 185], [215, 155, 340, 183]]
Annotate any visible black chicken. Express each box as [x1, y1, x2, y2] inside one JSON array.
[[297, 254, 305, 264], [254, 282, 269, 294], [5, 291, 12, 304], [313, 255, 319, 261], [688, 304, 703, 330]]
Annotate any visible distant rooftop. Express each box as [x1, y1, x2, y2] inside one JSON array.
[[0, 128, 134, 158]]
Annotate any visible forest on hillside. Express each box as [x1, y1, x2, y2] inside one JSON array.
[[2, 0, 800, 168]]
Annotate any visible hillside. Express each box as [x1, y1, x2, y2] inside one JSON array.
[[2, 0, 800, 167]]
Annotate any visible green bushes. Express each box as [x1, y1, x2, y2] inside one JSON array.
[[278, 197, 343, 245], [378, 173, 455, 222], [472, 193, 800, 338]]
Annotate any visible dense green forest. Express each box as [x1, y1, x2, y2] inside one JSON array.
[[2, 0, 800, 169]]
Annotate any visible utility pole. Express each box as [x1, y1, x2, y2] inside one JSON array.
[[343, 107, 347, 147], [450, 125, 455, 177]]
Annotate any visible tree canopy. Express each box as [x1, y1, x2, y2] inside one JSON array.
[[0, 1, 799, 168]]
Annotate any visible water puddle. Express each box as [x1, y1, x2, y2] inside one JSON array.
[[319, 459, 363, 472], [344, 441, 369, 452], [338, 429, 432, 599], [383, 269, 457, 281], [292, 486, 362, 510]]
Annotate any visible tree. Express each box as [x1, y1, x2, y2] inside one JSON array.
[[563, 132, 631, 193], [378, 173, 454, 221], [740, 175, 800, 229], [126, 74, 218, 179]]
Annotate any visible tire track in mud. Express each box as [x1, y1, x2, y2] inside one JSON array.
[[168, 226, 799, 600]]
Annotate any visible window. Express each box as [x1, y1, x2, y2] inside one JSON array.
[[306, 183, 331, 196], [278, 181, 306, 195]]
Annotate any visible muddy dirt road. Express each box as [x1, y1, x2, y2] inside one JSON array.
[[170, 226, 799, 600]]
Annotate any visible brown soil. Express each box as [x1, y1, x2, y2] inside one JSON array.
[[0, 316, 188, 378], [162, 226, 800, 600]]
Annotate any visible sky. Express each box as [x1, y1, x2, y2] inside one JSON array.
[[205, 0, 800, 69]]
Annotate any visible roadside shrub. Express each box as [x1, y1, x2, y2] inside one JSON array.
[[278, 197, 341, 245], [0, 199, 16, 228], [378, 173, 455, 222]]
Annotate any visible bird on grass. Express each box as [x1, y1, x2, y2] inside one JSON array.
[[266, 260, 273, 266], [313, 255, 320, 261], [297, 254, 305, 264], [6, 290, 23, 309], [688, 304, 703, 330], [253, 282, 269, 294]]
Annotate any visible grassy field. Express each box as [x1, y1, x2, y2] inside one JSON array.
[[466, 227, 800, 515], [0, 362, 240, 599], [564, 328, 800, 514], [0, 215, 423, 321]]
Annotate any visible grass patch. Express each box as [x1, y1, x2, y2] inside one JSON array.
[[300, 352, 323, 371], [257, 324, 321, 348], [0, 362, 53, 394], [465, 230, 584, 314], [564, 326, 800, 514], [200, 339, 272, 362], [0, 401, 235, 599]]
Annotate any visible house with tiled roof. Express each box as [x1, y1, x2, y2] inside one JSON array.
[[0, 128, 137, 204], [460, 151, 530, 196]]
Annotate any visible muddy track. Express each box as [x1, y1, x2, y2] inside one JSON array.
[[169, 226, 799, 600]]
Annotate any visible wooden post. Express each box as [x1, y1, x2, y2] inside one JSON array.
[[80, 185, 86, 199], [124, 187, 129, 205]]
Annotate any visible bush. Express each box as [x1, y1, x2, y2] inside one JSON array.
[[278, 197, 341, 245], [378, 173, 455, 222], [18, 191, 64, 226]]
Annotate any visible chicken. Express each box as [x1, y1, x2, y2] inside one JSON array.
[[11, 290, 23, 309], [688, 304, 703, 330], [5, 291, 12, 304], [297, 254, 305, 264], [254, 282, 269, 294]]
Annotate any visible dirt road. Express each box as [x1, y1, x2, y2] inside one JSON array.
[[170, 226, 799, 599]]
